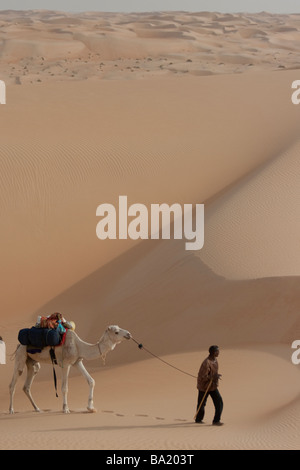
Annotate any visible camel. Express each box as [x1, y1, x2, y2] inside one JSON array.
[[9, 325, 131, 414]]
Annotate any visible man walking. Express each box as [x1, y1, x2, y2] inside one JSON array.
[[195, 345, 223, 425]]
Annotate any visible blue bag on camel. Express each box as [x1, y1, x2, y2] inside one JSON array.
[[18, 328, 30, 346], [18, 327, 61, 349]]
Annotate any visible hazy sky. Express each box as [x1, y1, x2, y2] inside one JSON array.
[[1, 0, 300, 14]]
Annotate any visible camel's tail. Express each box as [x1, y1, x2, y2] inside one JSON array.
[[9, 343, 27, 376], [9, 344, 21, 361]]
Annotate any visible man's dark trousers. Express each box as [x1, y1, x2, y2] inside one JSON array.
[[195, 389, 223, 423]]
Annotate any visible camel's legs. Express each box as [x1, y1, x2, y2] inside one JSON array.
[[76, 360, 96, 412], [23, 358, 41, 412], [9, 345, 27, 414], [61, 364, 71, 413], [9, 366, 22, 414]]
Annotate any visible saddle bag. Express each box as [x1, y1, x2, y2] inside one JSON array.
[[18, 327, 61, 349]]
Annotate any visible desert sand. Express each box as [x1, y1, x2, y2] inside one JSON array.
[[0, 10, 300, 451]]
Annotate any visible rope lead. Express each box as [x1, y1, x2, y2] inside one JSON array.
[[131, 337, 197, 379]]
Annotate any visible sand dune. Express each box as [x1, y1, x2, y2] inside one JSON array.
[[199, 137, 300, 280], [0, 70, 299, 320], [0, 10, 300, 451]]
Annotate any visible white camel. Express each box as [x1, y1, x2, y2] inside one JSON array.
[[9, 325, 131, 414]]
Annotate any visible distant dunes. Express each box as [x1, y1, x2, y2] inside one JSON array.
[[1, 10, 300, 83]]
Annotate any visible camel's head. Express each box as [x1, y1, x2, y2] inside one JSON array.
[[106, 325, 131, 344]]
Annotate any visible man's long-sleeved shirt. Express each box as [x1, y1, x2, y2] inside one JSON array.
[[197, 356, 219, 391]]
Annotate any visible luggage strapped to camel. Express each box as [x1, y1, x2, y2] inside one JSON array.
[[18, 313, 71, 351]]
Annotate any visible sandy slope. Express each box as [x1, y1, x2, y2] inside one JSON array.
[[0, 10, 300, 450], [199, 137, 300, 280], [0, 71, 298, 320]]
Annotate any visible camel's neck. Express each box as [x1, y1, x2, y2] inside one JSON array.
[[75, 331, 115, 363], [76, 339, 101, 361], [97, 331, 117, 363]]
